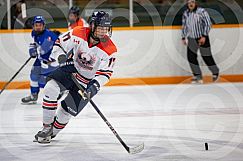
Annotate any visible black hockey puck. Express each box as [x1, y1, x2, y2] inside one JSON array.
[[205, 143, 208, 151]]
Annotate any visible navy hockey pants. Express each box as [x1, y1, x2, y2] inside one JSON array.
[[48, 65, 89, 116]]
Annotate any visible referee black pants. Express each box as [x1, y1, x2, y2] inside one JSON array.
[[187, 36, 219, 78]]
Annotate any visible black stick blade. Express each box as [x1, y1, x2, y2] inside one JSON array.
[[128, 143, 144, 154]]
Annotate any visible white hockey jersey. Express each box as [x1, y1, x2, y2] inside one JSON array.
[[50, 27, 117, 87]]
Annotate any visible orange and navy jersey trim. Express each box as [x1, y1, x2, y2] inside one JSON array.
[[95, 69, 113, 79], [74, 73, 92, 85]]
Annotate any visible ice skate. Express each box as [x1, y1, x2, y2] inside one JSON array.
[[34, 124, 53, 143], [191, 76, 203, 84], [21, 94, 38, 104], [33, 133, 56, 142], [212, 73, 219, 82]]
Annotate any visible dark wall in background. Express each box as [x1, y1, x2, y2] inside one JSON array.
[[1, 0, 243, 29]]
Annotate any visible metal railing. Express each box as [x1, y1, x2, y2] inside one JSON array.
[[1, 0, 243, 29]]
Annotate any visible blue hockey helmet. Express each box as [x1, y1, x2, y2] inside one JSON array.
[[32, 16, 45, 25]]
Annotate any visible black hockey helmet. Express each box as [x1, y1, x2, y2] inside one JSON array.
[[69, 6, 80, 16], [89, 11, 112, 27], [89, 11, 112, 41]]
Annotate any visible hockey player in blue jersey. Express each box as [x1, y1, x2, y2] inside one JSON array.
[[21, 16, 60, 104]]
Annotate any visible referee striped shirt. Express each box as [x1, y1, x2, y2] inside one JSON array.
[[182, 7, 212, 39]]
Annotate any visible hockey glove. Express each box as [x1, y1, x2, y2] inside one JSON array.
[[58, 54, 68, 64], [85, 79, 100, 99], [29, 43, 38, 58]]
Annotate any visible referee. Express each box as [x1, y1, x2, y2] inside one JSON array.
[[182, 0, 219, 83]]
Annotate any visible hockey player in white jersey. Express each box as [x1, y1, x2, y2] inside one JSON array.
[[34, 11, 117, 143]]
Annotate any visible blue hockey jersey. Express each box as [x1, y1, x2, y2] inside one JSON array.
[[31, 29, 58, 61]]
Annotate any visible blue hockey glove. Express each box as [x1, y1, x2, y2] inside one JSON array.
[[85, 79, 100, 99], [29, 43, 38, 58]]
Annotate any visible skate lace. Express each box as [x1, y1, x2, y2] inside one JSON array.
[[24, 95, 36, 101], [40, 126, 51, 133], [25, 95, 32, 101]]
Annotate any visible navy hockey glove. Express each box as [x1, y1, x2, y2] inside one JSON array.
[[29, 43, 38, 58], [85, 79, 100, 99]]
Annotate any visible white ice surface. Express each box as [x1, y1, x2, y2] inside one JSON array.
[[0, 83, 243, 161]]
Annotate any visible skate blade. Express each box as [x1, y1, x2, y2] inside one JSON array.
[[37, 136, 51, 144], [33, 135, 56, 142], [191, 81, 203, 84], [21, 101, 37, 105]]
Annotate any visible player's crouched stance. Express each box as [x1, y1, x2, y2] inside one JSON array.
[[34, 11, 117, 143]]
